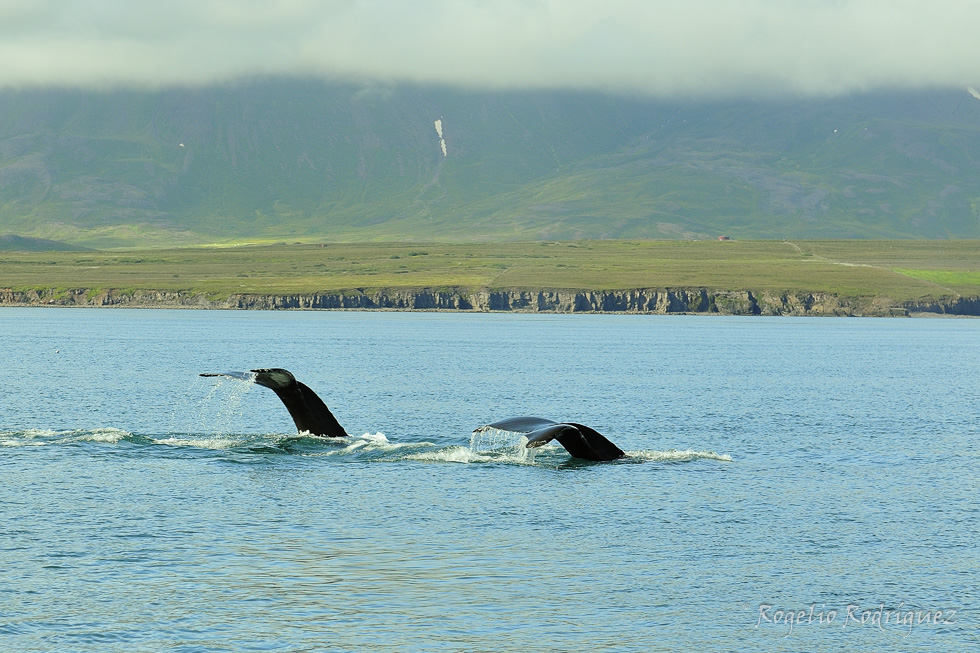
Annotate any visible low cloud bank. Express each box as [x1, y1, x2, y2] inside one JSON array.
[[2, 1, 979, 96]]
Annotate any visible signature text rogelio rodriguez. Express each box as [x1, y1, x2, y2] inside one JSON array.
[[756, 603, 958, 637]]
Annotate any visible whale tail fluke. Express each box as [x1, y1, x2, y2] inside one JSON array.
[[474, 416, 625, 461], [200, 368, 348, 438]]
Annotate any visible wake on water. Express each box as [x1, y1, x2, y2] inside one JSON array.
[[1, 426, 731, 466], [1, 375, 732, 465]]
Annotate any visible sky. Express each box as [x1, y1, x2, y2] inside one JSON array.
[[2, 0, 980, 97]]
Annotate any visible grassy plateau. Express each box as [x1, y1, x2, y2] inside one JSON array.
[[1, 240, 978, 305]]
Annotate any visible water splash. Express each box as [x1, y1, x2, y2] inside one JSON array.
[[464, 427, 535, 464], [470, 426, 522, 452], [173, 374, 256, 437]]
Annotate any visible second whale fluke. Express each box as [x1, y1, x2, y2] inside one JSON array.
[[473, 416, 625, 461]]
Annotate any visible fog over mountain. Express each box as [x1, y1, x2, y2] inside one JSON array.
[[2, 1, 979, 97]]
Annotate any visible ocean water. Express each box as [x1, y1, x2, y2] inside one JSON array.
[[1, 308, 977, 652]]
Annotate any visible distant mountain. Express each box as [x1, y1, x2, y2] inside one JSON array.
[[1, 81, 979, 247], [0, 234, 91, 251]]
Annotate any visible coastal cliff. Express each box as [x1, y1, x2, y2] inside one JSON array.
[[2, 287, 977, 316]]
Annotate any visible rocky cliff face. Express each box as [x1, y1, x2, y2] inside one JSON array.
[[2, 287, 977, 316]]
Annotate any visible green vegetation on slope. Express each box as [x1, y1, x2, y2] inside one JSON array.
[[2, 83, 979, 248], [0, 234, 91, 252], [2, 240, 977, 303]]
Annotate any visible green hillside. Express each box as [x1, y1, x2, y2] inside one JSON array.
[[0, 234, 91, 251], [1, 82, 979, 248]]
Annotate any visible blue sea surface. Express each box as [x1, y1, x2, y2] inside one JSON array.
[[1, 308, 977, 651]]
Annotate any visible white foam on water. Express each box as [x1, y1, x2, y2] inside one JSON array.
[[327, 432, 397, 448], [405, 445, 488, 463], [313, 437, 373, 456], [304, 432, 443, 458], [153, 435, 242, 449], [1, 428, 57, 446], [1, 436, 39, 447], [406, 435, 535, 465], [80, 428, 132, 443], [404, 445, 534, 465], [357, 431, 389, 444], [1, 428, 134, 446], [628, 449, 733, 463]]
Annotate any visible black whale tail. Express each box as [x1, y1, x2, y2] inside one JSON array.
[[474, 416, 625, 462], [200, 368, 348, 438]]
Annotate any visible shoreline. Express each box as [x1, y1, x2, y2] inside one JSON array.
[[2, 287, 978, 317]]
